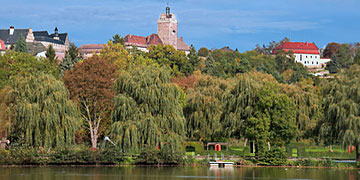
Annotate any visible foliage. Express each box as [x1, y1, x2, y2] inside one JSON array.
[[0, 51, 59, 89], [183, 141, 206, 155], [147, 44, 188, 76], [183, 45, 201, 75], [6, 74, 80, 148], [45, 44, 57, 63], [14, 34, 28, 53], [255, 37, 290, 55], [112, 34, 125, 45], [100, 41, 133, 71], [323, 42, 341, 58], [198, 47, 209, 57], [63, 56, 117, 148], [319, 65, 360, 161], [258, 147, 287, 166], [222, 72, 296, 155], [136, 147, 184, 165], [111, 65, 185, 152], [59, 43, 81, 76], [184, 74, 234, 141]]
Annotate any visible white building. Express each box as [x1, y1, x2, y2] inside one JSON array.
[[272, 42, 331, 68]]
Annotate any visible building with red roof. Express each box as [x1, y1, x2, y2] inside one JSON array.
[[124, 5, 190, 53], [78, 44, 105, 58], [272, 42, 331, 68]]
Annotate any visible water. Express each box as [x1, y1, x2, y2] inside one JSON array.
[[0, 166, 359, 180]]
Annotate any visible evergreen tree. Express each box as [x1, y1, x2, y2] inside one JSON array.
[[46, 44, 57, 63], [112, 34, 125, 45], [59, 43, 81, 76], [183, 45, 201, 75], [14, 34, 28, 53], [354, 47, 360, 65]]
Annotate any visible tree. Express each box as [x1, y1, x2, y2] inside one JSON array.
[[111, 65, 185, 152], [319, 65, 360, 162], [183, 45, 201, 76], [202, 52, 217, 76], [222, 72, 296, 155], [355, 47, 360, 65], [323, 42, 341, 58], [59, 43, 81, 76], [100, 41, 133, 71], [14, 34, 28, 53], [255, 37, 290, 55], [5, 74, 80, 148], [111, 34, 125, 45], [63, 56, 117, 148], [183, 75, 234, 141], [0, 51, 59, 90], [147, 44, 188, 76], [46, 44, 57, 63], [198, 47, 209, 57]]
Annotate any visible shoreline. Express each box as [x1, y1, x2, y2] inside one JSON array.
[[1, 164, 359, 170]]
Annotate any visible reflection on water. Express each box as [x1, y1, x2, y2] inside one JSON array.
[[0, 166, 359, 180]]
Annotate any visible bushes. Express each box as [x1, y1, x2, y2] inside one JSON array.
[[136, 147, 184, 165], [0, 146, 126, 165], [258, 147, 287, 166]]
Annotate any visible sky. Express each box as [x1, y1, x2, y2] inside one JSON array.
[[0, 0, 359, 51]]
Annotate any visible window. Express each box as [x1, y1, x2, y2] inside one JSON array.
[[316, 62, 318, 64], [312, 61, 314, 64], [306, 56, 308, 58], [300, 55, 302, 61], [311, 56, 312, 58]]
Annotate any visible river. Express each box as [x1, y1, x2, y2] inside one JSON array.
[[0, 166, 359, 180]]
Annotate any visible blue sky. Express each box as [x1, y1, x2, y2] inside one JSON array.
[[1, 0, 359, 51]]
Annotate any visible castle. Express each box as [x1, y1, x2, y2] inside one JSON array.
[[124, 5, 190, 53]]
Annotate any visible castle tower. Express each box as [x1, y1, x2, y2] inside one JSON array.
[[157, 4, 178, 49]]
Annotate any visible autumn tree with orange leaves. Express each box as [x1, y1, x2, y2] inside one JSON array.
[[63, 56, 117, 149]]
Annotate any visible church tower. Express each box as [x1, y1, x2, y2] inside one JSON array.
[[157, 4, 178, 48]]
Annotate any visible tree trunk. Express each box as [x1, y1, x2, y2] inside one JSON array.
[[356, 144, 360, 162]]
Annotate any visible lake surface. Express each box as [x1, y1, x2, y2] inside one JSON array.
[[0, 166, 359, 180]]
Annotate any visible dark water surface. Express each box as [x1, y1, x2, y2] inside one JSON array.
[[0, 166, 359, 180]]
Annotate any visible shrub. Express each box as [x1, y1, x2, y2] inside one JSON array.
[[258, 147, 287, 166]]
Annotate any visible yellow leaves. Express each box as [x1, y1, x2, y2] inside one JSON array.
[[100, 41, 134, 71]]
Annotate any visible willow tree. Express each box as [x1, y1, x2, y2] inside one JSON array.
[[5, 74, 80, 148], [63, 56, 116, 149], [280, 78, 322, 138], [183, 75, 234, 141], [320, 65, 360, 161], [111, 65, 185, 152], [222, 72, 296, 154]]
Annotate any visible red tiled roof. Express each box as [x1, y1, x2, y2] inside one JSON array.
[[272, 42, 319, 55], [177, 37, 190, 51], [124, 34, 163, 48], [78, 44, 105, 54]]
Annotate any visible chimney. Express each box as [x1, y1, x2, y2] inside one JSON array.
[[9, 26, 14, 35], [26, 27, 34, 42], [181, 37, 183, 41], [306, 41, 308, 46]]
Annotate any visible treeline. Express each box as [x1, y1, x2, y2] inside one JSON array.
[[1, 37, 360, 162]]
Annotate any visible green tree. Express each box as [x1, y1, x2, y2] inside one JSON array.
[[0, 51, 59, 90], [14, 34, 28, 53], [111, 65, 185, 152], [63, 56, 117, 148], [183, 45, 201, 75], [222, 72, 296, 155], [202, 52, 217, 76], [147, 44, 188, 76], [112, 34, 125, 45], [355, 47, 360, 65], [6, 74, 80, 148], [183, 75, 234, 141], [198, 47, 209, 57], [59, 43, 81, 76], [46, 44, 57, 63], [319, 65, 360, 162]]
